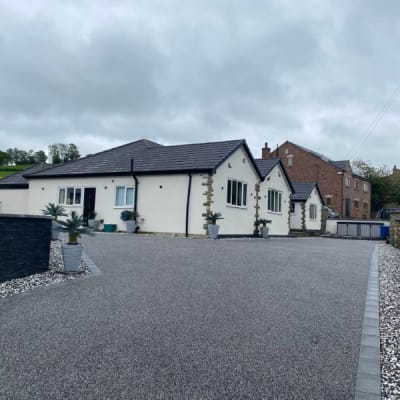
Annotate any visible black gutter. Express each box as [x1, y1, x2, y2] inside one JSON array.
[[0, 184, 29, 189], [27, 168, 214, 179], [131, 159, 139, 218], [185, 173, 192, 237]]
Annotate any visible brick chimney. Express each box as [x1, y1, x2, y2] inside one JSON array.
[[261, 142, 271, 159]]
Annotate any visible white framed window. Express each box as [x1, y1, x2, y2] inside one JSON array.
[[227, 179, 247, 207], [309, 204, 317, 220], [115, 186, 135, 207], [58, 187, 82, 206], [363, 182, 369, 192], [267, 189, 282, 213], [345, 175, 351, 187], [287, 155, 293, 166]]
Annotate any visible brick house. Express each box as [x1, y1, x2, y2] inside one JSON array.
[[261, 141, 371, 219]]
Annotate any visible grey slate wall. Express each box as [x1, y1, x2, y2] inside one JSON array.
[[0, 215, 52, 283]]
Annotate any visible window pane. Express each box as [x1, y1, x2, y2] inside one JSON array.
[[75, 188, 81, 205], [237, 182, 242, 206], [232, 181, 237, 205], [115, 187, 125, 206], [268, 190, 271, 211], [126, 187, 134, 206], [66, 188, 74, 205], [278, 192, 282, 212], [243, 184, 247, 206], [59, 188, 65, 204], [227, 180, 232, 204]]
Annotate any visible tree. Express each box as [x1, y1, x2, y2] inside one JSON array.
[[5, 148, 32, 165], [0, 150, 9, 165], [33, 150, 47, 163], [65, 143, 80, 161], [352, 159, 398, 212], [49, 143, 80, 164]]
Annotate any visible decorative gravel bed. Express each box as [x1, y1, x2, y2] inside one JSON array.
[[0, 240, 89, 299], [380, 244, 400, 400]]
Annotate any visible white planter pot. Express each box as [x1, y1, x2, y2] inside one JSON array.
[[208, 224, 219, 239], [51, 220, 60, 240], [126, 220, 137, 233], [88, 219, 100, 230], [62, 243, 83, 273], [261, 226, 270, 239]]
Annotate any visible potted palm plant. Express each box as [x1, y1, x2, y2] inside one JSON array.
[[42, 202, 67, 240], [57, 211, 94, 273], [206, 211, 223, 239], [258, 218, 272, 239], [120, 210, 139, 233]]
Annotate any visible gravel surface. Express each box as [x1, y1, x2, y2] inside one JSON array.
[[0, 240, 89, 299], [380, 244, 400, 400], [0, 236, 374, 399]]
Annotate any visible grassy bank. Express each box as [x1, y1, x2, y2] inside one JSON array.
[[0, 165, 32, 179]]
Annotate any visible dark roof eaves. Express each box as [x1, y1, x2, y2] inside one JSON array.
[[27, 168, 215, 179], [0, 184, 28, 189]]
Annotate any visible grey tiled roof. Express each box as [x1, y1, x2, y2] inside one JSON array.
[[291, 182, 317, 201], [289, 141, 350, 172], [255, 158, 294, 192], [330, 160, 348, 171], [255, 158, 281, 177], [28, 138, 259, 178], [291, 182, 324, 204], [0, 163, 53, 188]]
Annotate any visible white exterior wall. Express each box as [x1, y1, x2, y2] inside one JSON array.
[[138, 173, 204, 235], [304, 188, 322, 230], [290, 202, 303, 230], [212, 146, 260, 235], [27, 174, 207, 235], [0, 189, 29, 214], [290, 188, 322, 231], [29, 176, 139, 231], [259, 164, 292, 235]]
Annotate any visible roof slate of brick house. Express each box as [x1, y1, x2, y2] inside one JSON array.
[[27, 139, 262, 179], [0, 163, 54, 189], [291, 182, 323, 202], [285, 141, 352, 172]]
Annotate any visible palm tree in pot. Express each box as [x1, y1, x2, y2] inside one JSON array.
[[258, 218, 272, 239], [120, 210, 140, 233], [42, 202, 67, 240], [205, 211, 223, 239], [57, 211, 94, 272]]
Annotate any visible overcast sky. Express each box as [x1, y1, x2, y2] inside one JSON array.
[[1, 0, 399, 167]]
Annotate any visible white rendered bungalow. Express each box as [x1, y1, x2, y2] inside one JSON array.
[[0, 163, 53, 214], [255, 158, 294, 236], [25, 139, 263, 237], [290, 182, 324, 232]]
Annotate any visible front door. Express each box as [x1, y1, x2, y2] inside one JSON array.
[[345, 198, 351, 218], [83, 188, 96, 225]]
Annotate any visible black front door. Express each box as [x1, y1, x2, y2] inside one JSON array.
[[345, 198, 351, 218], [83, 188, 96, 225]]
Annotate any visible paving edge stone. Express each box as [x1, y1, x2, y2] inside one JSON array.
[[82, 251, 103, 277], [354, 245, 381, 399]]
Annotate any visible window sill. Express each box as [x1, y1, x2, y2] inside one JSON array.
[[226, 205, 248, 210], [114, 206, 134, 209]]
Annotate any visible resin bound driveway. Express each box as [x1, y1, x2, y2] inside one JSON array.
[[1, 236, 376, 399]]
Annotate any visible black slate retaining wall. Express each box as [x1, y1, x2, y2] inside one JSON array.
[[0, 214, 52, 283]]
